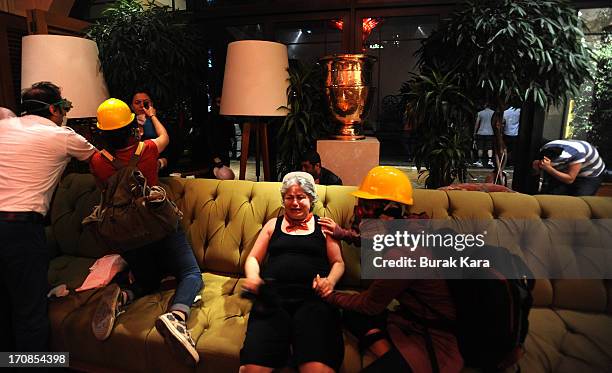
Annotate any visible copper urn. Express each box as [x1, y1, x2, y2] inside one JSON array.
[[319, 54, 377, 140]]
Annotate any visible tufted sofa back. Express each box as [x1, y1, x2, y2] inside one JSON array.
[[50, 174, 612, 315]]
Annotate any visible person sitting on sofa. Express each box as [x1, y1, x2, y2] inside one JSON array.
[[318, 166, 463, 373], [240, 171, 345, 373], [89, 98, 203, 366]]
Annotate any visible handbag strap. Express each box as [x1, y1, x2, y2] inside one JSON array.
[[100, 142, 145, 170]]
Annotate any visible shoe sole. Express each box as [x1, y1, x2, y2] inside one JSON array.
[[155, 316, 200, 366], [91, 284, 120, 341]]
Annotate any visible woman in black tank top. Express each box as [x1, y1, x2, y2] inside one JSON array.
[[240, 172, 345, 372]]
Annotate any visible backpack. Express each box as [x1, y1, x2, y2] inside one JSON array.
[[82, 142, 183, 252], [405, 244, 534, 373]]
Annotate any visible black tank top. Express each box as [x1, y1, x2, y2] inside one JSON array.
[[262, 215, 330, 288]]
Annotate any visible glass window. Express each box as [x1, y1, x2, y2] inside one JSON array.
[[225, 24, 265, 40], [363, 16, 439, 160], [274, 20, 343, 63]]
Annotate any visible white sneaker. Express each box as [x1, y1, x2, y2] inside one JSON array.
[[487, 160, 494, 168], [155, 312, 200, 366], [472, 161, 483, 167]]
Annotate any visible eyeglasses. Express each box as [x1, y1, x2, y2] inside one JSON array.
[[55, 98, 72, 113]]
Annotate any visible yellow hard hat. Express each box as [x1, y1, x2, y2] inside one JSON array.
[[352, 166, 414, 205], [96, 98, 135, 131]]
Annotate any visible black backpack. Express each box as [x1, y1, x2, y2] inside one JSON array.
[[406, 244, 534, 373], [83, 142, 183, 251]]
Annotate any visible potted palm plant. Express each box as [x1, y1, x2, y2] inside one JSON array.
[[418, 0, 592, 189], [86, 0, 205, 112], [402, 68, 474, 188], [276, 60, 330, 178]]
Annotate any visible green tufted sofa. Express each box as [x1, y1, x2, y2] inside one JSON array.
[[46, 174, 612, 373]]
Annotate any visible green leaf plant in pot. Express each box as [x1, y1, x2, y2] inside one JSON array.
[[418, 0, 593, 186], [276, 60, 330, 179], [86, 0, 205, 162], [401, 68, 474, 189]]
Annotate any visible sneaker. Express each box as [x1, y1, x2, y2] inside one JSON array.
[[487, 160, 495, 168], [155, 312, 200, 366], [91, 284, 123, 341], [472, 161, 483, 167]]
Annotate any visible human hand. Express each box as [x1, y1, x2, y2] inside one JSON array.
[[242, 276, 263, 295], [318, 217, 338, 236], [312, 274, 334, 298], [157, 157, 168, 170], [143, 105, 157, 118], [539, 157, 553, 172]]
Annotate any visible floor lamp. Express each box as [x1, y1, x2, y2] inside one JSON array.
[[21, 35, 109, 121], [220, 40, 289, 181]]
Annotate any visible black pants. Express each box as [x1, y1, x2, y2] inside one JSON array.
[[542, 174, 603, 196], [343, 311, 412, 373], [0, 221, 49, 352]]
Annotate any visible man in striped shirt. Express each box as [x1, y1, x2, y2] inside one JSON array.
[[533, 139, 606, 196]]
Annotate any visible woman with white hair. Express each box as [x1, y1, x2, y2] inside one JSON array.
[[240, 172, 345, 373]]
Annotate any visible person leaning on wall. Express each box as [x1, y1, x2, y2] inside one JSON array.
[[0, 82, 97, 352]]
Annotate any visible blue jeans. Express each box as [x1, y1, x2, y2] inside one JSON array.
[[0, 221, 49, 351], [121, 228, 202, 317]]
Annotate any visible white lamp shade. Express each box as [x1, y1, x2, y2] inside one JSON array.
[[220, 40, 289, 117], [21, 35, 109, 119]]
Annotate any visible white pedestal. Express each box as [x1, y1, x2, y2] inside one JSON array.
[[317, 137, 380, 186]]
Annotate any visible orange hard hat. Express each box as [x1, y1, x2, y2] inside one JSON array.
[[352, 166, 414, 205], [96, 98, 135, 131]]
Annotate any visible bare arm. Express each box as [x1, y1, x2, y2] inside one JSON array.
[[143, 106, 170, 153], [314, 233, 345, 297], [319, 216, 361, 246], [541, 159, 581, 184], [243, 218, 276, 292]]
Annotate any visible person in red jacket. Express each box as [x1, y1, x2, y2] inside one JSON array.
[[89, 98, 203, 366], [318, 166, 463, 373]]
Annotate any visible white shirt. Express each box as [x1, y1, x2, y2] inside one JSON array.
[[475, 108, 494, 135], [503, 107, 520, 136], [0, 115, 96, 215]]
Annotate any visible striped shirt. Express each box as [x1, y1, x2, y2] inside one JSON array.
[[541, 140, 606, 178]]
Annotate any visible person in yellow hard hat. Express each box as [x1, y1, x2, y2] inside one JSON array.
[[89, 98, 203, 366], [317, 166, 463, 373]]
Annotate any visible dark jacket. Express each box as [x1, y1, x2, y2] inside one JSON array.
[[319, 167, 342, 185]]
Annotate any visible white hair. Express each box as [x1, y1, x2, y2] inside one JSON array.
[[280, 171, 318, 209]]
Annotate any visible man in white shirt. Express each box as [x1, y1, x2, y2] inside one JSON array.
[[474, 105, 494, 167], [0, 82, 96, 352], [503, 107, 520, 165], [0, 107, 16, 120]]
